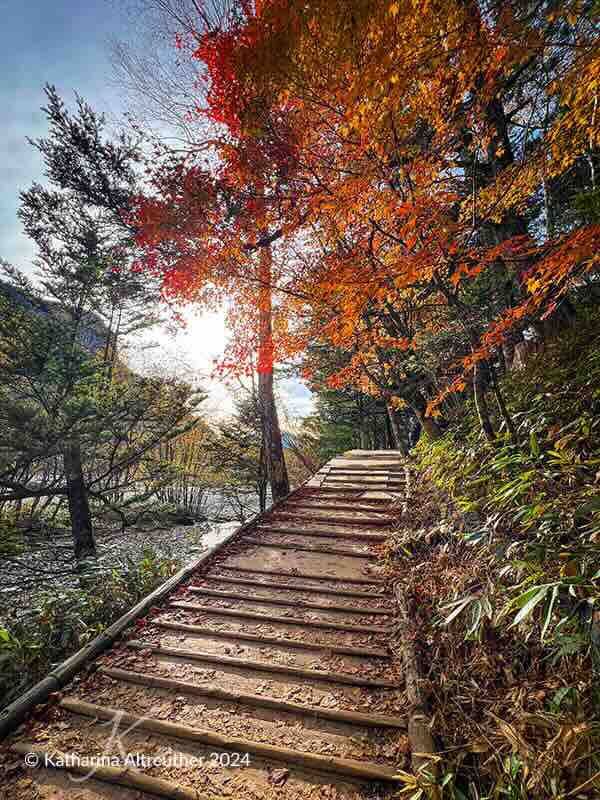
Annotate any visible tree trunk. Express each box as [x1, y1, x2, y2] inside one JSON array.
[[63, 440, 96, 561], [386, 402, 407, 454], [489, 362, 518, 444], [473, 362, 495, 442], [538, 298, 576, 341], [502, 328, 524, 372], [410, 392, 442, 440], [357, 397, 368, 449], [384, 409, 393, 449], [258, 480, 268, 514], [372, 419, 379, 450], [408, 412, 421, 449], [257, 245, 290, 503], [257, 442, 268, 513]]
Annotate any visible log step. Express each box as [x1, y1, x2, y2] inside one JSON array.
[[328, 471, 404, 479], [101, 666, 406, 729], [153, 619, 390, 657], [219, 565, 385, 584], [272, 510, 393, 527], [257, 524, 387, 542], [325, 468, 406, 484], [169, 601, 392, 634], [202, 573, 388, 598], [59, 698, 403, 782], [331, 455, 405, 462], [187, 586, 391, 615], [10, 742, 214, 800], [304, 484, 390, 491], [283, 501, 394, 515], [324, 479, 404, 488], [328, 466, 404, 474], [298, 490, 393, 501], [300, 488, 397, 499], [128, 641, 398, 688], [320, 485, 403, 493], [242, 536, 374, 558], [327, 471, 404, 477]]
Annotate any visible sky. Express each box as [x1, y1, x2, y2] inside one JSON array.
[[0, 0, 313, 420]]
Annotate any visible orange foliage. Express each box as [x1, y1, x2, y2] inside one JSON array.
[[132, 0, 599, 413]]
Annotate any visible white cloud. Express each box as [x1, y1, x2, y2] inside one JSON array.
[[278, 378, 315, 421]]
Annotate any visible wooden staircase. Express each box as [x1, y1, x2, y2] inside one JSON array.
[[6, 451, 409, 800]]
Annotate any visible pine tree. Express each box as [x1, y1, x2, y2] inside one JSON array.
[[0, 88, 202, 562]]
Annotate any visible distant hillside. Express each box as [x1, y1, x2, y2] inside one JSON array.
[[0, 279, 108, 356]]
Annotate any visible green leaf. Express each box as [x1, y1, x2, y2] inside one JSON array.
[[466, 601, 483, 638], [541, 585, 559, 640], [550, 686, 573, 710], [441, 596, 473, 625], [510, 586, 543, 610], [0, 628, 12, 643], [530, 430, 540, 458], [510, 586, 549, 627]]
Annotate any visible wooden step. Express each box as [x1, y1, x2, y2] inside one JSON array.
[[283, 501, 394, 515], [243, 536, 374, 558], [320, 484, 403, 492], [324, 478, 404, 487], [328, 467, 403, 475], [10, 742, 213, 800], [298, 497, 393, 507], [332, 454, 404, 460], [202, 573, 388, 598], [187, 586, 391, 615], [153, 619, 390, 657], [59, 698, 403, 782], [128, 641, 398, 687], [257, 524, 387, 542], [331, 455, 405, 462], [220, 565, 385, 585], [328, 470, 404, 478], [303, 485, 391, 492], [327, 471, 403, 478], [169, 601, 392, 634], [101, 666, 406, 729], [272, 510, 393, 527], [299, 489, 397, 501], [326, 471, 404, 479]]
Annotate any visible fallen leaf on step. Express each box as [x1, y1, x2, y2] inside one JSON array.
[[270, 768, 290, 786]]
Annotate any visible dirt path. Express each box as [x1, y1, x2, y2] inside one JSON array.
[[3, 451, 408, 800]]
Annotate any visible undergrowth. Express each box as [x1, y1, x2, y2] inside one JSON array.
[[0, 548, 179, 709], [418, 310, 600, 546], [0, 513, 27, 557], [385, 311, 600, 798]]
